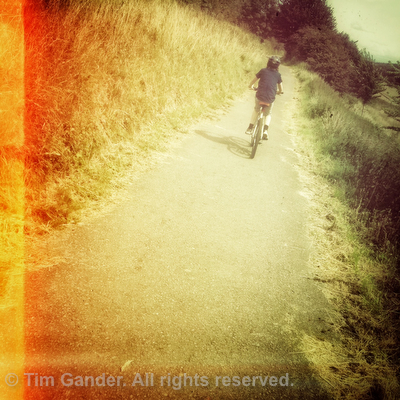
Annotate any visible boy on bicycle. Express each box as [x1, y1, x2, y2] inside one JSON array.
[[245, 55, 283, 140]]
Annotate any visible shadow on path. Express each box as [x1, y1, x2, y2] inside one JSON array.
[[195, 130, 252, 159]]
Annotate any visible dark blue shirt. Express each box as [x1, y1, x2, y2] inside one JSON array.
[[255, 68, 282, 104]]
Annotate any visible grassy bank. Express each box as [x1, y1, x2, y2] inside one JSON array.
[[0, 9, 25, 398], [292, 64, 400, 398], [296, 66, 400, 250], [23, 0, 278, 232]]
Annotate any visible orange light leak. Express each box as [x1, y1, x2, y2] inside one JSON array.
[[0, 0, 25, 399]]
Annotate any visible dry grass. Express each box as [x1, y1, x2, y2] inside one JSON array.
[[22, 0, 278, 232], [0, 7, 25, 398], [289, 67, 400, 399], [0, 19, 24, 147]]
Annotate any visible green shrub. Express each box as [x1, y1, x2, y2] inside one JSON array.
[[273, 0, 335, 41], [286, 28, 358, 94]]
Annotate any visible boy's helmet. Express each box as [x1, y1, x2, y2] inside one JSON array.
[[267, 56, 281, 69]]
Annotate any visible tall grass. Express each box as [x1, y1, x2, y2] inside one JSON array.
[[0, 6, 25, 399], [23, 0, 276, 231], [296, 65, 400, 254], [294, 63, 400, 398]]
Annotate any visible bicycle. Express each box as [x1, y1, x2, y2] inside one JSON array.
[[249, 86, 282, 159], [249, 88, 270, 159]]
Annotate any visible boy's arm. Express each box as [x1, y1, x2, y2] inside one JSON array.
[[248, 76, 259, 89], [277, 82, 284, 94]]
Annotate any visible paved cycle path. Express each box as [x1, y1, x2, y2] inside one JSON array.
[[24, 66, 332, 399]]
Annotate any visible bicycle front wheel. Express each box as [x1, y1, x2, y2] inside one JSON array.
[[250, 122, 262, 159]]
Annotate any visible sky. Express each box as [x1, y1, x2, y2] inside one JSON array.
[[327, 0, 400, 63]]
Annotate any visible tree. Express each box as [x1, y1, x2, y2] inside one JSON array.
[[387, 61, 400, 87], [240, 0, 279, 39], [274, 0, 336, 42], [383, 61, 400, 130], [355, 50, 385, 108], [285, 27, 359, 93], [285, 27, 384, 104]]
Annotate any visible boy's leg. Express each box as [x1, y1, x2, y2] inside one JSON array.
[[245, 97, 260, 134], [264, 102, 274, 127], [263, 102, 274, 139], [250, 97, 261, 125]]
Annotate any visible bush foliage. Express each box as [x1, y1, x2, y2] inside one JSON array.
[[285, 27, 384, 101], [285, 27, 359, 93], [239, 0, 279, 38], [273, 0, 335, 41]]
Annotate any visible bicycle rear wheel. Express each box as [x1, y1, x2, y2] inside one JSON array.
[[250, 122, 262, 159]]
